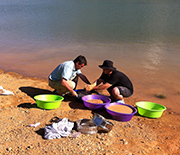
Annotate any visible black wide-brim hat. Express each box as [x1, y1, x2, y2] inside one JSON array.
[[99, 60, 116, 71]]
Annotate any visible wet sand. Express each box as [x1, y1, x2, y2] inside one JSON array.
[[1, 56, 180, 114]]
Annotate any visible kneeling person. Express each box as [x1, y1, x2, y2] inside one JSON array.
[[85, 60, 133, 101], [49, 55, 91, 97]]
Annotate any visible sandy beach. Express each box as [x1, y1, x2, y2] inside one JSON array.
[[0, 69, 180, 155]]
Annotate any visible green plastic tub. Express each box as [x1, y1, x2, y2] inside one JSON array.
[[34, 94, 64, 109], [135, 101, 166, 118]]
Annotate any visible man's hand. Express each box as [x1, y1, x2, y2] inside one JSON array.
[[84, 82, 96, 92], [71, 90, 78, 97], [84, 84, 93, 92]]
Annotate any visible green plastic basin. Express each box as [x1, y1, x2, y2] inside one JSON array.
[[135, 101, 166, 118], [34, 94, 64, 109]]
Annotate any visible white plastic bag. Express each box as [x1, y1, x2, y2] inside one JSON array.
[[0, 86, 14, 95]]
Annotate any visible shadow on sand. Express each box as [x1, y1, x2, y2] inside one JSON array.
[[18, 86, 88, 110], [18, 87, 114, 121], [68, 97, 88, 110], [19, 86, 54, 99], [18, 86, 54, 109]]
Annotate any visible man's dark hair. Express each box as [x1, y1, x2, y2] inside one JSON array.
[[73, 55, 87, 65]]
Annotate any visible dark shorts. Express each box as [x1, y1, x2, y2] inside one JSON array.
[[108, 86, 132, 97]]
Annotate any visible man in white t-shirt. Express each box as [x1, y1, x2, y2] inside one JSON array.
[[49, 55, 91, 97]]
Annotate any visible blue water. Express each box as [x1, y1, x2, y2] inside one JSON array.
[[1, 0, 180, 45], [0, 0, 180, 111]]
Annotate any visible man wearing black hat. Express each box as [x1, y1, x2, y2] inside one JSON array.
[[85, 60, 133, 101]]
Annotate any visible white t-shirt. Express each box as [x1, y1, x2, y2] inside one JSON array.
[[49, 61, 81, 81]]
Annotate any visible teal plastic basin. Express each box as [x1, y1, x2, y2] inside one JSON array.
[[34, 94, 64, 109], [135, 101, 166, 118]]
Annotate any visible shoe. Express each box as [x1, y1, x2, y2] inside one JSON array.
[[52, 90, 58, 95], [116, 100, 125, 104], [62, 91, 71, 97]]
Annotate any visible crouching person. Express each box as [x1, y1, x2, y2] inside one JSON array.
[[49, 55, 91, 97]]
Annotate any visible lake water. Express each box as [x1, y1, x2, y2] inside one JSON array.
[[0, 0, 180, 112]]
